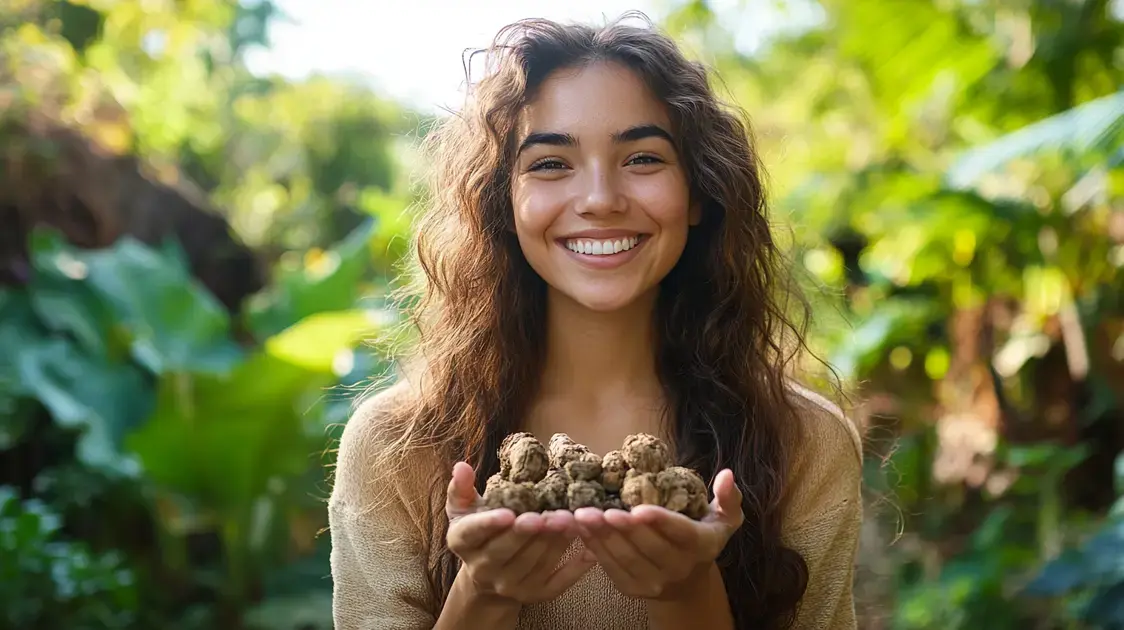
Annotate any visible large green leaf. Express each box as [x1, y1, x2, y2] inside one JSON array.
[[15, 334, 152, 474], [264, 309, 380, 373], [25, 268, 115, 359], [947, 90, 1124, 188], [28, 229, 242, 375], [246, 219, 377, 340], [126, 349, 333, 514], [0, 291, 38, 401]]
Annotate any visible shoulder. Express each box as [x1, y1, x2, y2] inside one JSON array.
[[780, 381, 863, 527], [330, 379, 439, 515], [786, 381, 863, 463]]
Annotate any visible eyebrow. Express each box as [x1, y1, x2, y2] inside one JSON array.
[[515, 124, 675, 156], [516, 131, 577, 156], [612, 124, 675, 145]]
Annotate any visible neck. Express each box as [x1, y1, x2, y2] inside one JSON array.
[[537, 288, 663, 405]]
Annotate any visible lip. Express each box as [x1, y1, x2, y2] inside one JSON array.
[[556, 234, 648, 270], [558, 228, 646, 240]]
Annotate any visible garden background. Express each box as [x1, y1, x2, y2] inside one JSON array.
[[1, 1, 1122, 628]]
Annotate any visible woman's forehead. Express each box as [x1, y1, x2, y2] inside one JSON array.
[[516, 61, 672, 138]]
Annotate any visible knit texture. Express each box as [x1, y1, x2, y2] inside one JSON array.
[[328, 383, 863, 629]]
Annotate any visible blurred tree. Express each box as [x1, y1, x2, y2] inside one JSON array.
[[0, 1, 416, 628], [661, 0, 1123, 626]]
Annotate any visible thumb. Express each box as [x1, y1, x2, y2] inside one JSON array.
[[447, 461, 479, 511], [712, 469, 744, 526]]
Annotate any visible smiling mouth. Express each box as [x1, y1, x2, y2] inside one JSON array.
[[562, 235, 646, 256]]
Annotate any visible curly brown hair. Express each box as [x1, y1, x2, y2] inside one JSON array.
[[372, 12, 818, 629]]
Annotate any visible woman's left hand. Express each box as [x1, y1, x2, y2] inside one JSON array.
[[574, 468, 744, 600]]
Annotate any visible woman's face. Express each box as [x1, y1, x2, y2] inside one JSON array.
[[511, 61, 698, 313]]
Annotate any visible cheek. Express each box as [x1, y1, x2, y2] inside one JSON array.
[[511, 185, 562, 255], [632, 176, 693, 233]]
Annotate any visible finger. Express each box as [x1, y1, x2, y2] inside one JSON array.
[[511, 511, 548, 535], [448, 509, 516, 552], [523, 531, 576, 586], [540, 552, 596, 599], [604, 510, 675, 570], [542, 510, 578, 537], [446, 462, 479, 512], [635, 504, 734, 561], [582, 535, 646, 593], [598, 527, 661, 579], [479, 512, 542, 562], [573, 506, 608, 538], [631, 505, 700, 547], [502, 534, 553, 584], [711, 469, 744, 524], [528, 511, 579, 567]]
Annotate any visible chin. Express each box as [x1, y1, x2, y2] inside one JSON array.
[[556, 285, 653, 314], [574, 296, 635, 313]]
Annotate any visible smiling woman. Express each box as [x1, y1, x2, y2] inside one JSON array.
[[512, 63, 697, 314], [328, 12, 862, 630]]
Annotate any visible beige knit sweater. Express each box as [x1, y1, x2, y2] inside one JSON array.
[[329, 383, 863, 630]]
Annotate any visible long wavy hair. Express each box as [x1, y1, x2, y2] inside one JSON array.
[[371, 13, 816, 629]]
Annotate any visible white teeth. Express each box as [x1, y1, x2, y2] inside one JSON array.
[[565, 236, 641, 256]]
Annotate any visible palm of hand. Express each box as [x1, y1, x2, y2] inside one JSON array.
[[445, 462, 595, 604], [573, 468, 744, 600]]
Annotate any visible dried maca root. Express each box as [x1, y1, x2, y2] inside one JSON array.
[[549, 433, 591, 470], [482, 431, 708, 519], [568, 479, 606, 510], [620, 470, 661, 508], [600, 450, 629, 493], [564, 451, 602, 482], [485, 472, 505, 497], [498, 432, 534, 478], [484, 478, 540, 514], [534, 468, 571, 511], [499, 433, 550, 484], [658, 466, 709, 520], [622, 433, 671, 474]]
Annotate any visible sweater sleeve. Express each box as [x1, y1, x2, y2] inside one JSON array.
[[329, 389, 439, 630], [782, 385, 864, 630]]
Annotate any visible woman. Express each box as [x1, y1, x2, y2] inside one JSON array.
[[329, 14, 862, 630]]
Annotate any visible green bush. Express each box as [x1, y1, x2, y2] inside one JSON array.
[[0, 486, 138, 629]]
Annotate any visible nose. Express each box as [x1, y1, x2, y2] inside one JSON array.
[[574, 166, 625, 217]]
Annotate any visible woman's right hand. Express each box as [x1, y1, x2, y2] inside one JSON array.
[[446, 462, 595, 604]]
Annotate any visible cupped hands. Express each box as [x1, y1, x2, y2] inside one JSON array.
[[573, 468, 744, 600], [445, 462, 595, 604]]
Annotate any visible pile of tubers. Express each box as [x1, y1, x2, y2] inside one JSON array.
[[482, 432, 710, 520]]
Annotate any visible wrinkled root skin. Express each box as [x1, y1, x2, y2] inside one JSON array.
[[549, 433, 591, 470], [600, 450, 629, 493], [480, 432, 708, 519], [534, 468, 571, 511], [621, 471, 661, 508], [483, 479, 539, 514], [658, 466, 709, 520], [502, 435, 549, 484], [568, 480, 606, 511], [564, 451, 602, 482], [621, 433, 671, 474]]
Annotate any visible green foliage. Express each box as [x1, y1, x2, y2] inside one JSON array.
[[669, 0, 1124, 627], [0, 1, 417, 627], [0, 218, 395, 626], [0, 486, 138, 629], [1, 0, 1122, 628]]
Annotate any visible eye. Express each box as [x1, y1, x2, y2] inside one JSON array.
[[529, 158, 569, 171], [626, 154, 664, 166]]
